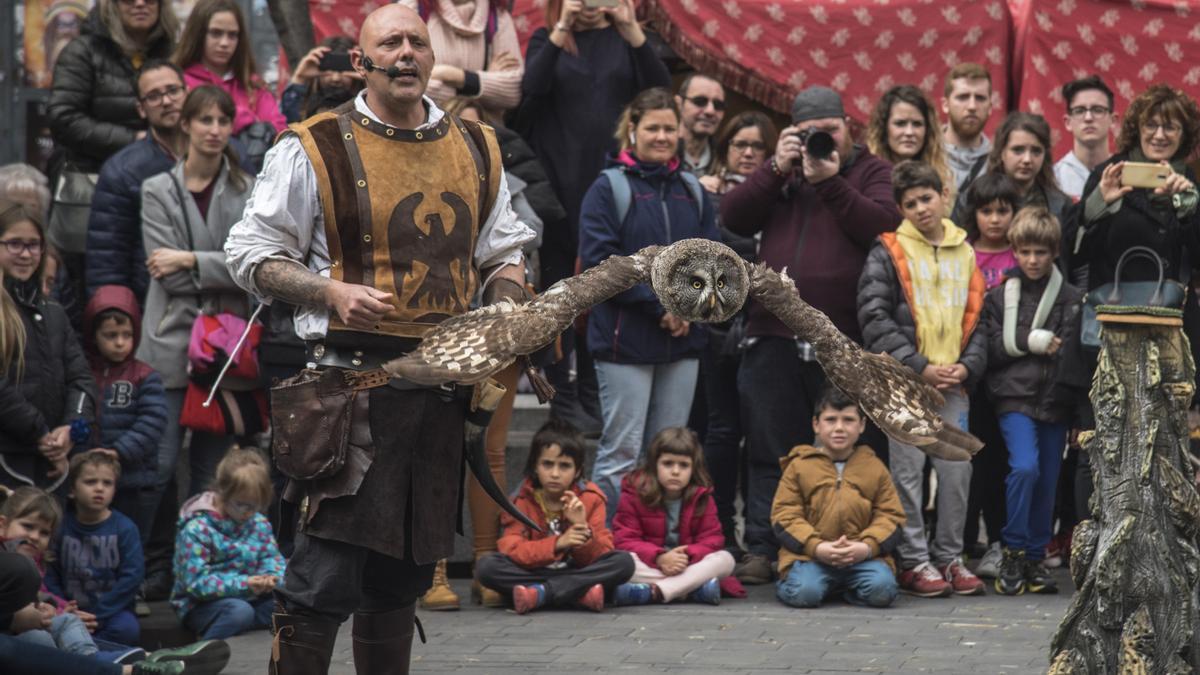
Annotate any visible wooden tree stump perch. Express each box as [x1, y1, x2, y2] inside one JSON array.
[[1049, 320, 1200, 674]]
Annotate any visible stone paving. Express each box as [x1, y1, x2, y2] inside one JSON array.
[[223, 571, 1072, 674]]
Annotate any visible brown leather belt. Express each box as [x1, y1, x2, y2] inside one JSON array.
[[306, 342, 459, 396]]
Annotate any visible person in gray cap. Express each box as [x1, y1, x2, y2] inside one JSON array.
[[719, 85, 901, 585]]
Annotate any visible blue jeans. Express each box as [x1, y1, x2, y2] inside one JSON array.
[[999, 412, 1067, 560], [184, 596, 274, 640], [776, 559, 898, 608], [94, 609, 139, 646], [17, 613, 96, 655], [593, 359, 698, 515]]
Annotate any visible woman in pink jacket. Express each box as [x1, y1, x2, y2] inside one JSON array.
[[173, 0, 285, 169], [611, 427, 744, 605]]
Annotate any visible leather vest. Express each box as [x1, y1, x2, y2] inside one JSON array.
[[288, 101, 502, 340]]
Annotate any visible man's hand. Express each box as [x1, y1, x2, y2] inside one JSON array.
[[656, 546, 689, 576], [38, 425, 72, 462], [801, 146, 840, 184], [774, 126, 803, 174], [290, 46, 331, 86], [146, 248, 196, 279], [554, 523, 592, 552], [561, 491, 587, 526], [324, 280, 396, 331]]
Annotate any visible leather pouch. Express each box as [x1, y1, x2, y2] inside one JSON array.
[[270, 369, 356, 480]]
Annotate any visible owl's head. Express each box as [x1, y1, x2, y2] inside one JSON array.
[[651, 239, 749, 324]]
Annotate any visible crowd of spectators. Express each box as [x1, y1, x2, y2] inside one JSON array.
[[3, 0, 1200, 669]]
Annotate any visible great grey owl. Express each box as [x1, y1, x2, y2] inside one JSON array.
[[384, 239, 982, 461]]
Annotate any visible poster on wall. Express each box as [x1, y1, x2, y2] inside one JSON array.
[[24, 0, 93, 88]]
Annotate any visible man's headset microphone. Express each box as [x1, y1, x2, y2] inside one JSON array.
[[361, 55, 417, 79]]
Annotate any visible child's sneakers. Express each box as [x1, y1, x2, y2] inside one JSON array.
[[575, 583, 605, 612], [613, 582, 655, 606], [974, 542, 1003, 579], [939, 557, 985, 595], [898, 561, 952, 597], [133, 661, 185, 674], [512, 583, 547, 614], [995, 547, 1026, 596], [1024, 559, 1059, 594], [686, 578, 721, 606]]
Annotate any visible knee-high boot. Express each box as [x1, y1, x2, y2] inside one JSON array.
[[352, 602, 418, 675], [268, 606, 339, 675]]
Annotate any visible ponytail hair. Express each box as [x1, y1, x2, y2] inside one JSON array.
[[180, 85, 248, 193]]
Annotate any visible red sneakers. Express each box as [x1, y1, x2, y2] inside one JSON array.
[[512, 584, 545, 615], [576, 583, 605, 612], [898, 562, 952, 597], [940, 557, 986, 595]]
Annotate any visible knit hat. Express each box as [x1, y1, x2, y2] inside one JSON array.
[[791, 86, 845, 123]]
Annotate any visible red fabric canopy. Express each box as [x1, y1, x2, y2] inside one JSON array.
[[308, 0, 1200, 158]]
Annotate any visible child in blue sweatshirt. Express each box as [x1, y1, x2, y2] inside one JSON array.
[[44, 452, 144, 646], [171, 447, 284, 640]]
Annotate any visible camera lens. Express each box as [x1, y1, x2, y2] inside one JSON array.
[[804, 130, 835, 161]]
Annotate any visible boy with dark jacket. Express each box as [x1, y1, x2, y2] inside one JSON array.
[[982, 207, 1086, 596], [82, 285, 168, 539], [857, 161, 988, 598]]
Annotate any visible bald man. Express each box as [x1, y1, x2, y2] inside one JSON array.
[[225, 6, 534, 674]]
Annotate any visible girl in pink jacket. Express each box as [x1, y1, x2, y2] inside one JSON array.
[[174, 0, 286, 137], [611, 428, 744, 605]]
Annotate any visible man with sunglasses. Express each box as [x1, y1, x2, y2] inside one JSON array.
[[1054, 75, 1118, 201], [85, 60, 187, 307], [676, 74, 726, 175]]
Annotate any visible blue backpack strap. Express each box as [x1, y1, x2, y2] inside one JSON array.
[[602, 167, 632, 224], [679, 171, 705, 221]]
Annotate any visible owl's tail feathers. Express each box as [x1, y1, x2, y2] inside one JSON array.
[[830, 350, 982, 462]]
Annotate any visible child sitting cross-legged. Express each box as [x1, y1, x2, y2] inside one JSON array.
[[982, 207, 1087, 596], [610, 427, 744, 606], [170, 447, 285, 640], [773, 387, 907, 608], [475, 420, 635, 614]]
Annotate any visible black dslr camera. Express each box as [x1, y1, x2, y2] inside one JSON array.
[[796, 128, 835, 161]]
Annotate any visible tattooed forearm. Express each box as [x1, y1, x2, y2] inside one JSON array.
[[255, 259, 330, 310]]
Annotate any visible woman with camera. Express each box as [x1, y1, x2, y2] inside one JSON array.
[[577, 87, 719, 516]]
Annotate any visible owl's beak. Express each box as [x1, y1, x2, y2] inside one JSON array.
[[707, 293, 717, 314]]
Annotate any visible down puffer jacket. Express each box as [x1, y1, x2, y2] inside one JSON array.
[[46, 9, 174, 173]]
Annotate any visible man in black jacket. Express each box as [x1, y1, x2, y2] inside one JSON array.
[[84, 60, 186, 304]]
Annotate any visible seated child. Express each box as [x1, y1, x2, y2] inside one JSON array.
[[45, 453, 143, 646], [773, 387, 907, 608], [476, 420, 634, 614], [171, 447, 284, 640], [611, 427, 741, 605], [83, 286, 169, 539], [982, 207, 1087, 596]]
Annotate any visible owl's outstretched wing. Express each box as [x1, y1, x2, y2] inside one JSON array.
[[748, 264, 982, 461], [384, 246, 662, 385]]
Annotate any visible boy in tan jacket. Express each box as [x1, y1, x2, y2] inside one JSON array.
[[772, 387, 907, 608]]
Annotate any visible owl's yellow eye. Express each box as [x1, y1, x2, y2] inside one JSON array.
[[692, 279, 703, 290], [717, 278, 726, 289]]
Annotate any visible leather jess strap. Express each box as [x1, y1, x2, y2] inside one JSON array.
[[344, 368, 392, 391]]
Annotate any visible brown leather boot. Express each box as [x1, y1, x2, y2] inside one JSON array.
[[419, 559, 460, 610], [352, 603, 418, 675], [268, 607, 339, 675]]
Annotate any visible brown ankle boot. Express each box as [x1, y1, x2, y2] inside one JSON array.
[[352, 603, 418, 675], [269, 606, 339, 675], [419, 559, 460, 610]]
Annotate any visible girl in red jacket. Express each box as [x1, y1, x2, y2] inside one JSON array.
[[475, 421, 634, 614], [611, 428, 743, 605]]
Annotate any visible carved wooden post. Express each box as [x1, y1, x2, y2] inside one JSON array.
[[1049, 316, 1200, 674]]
